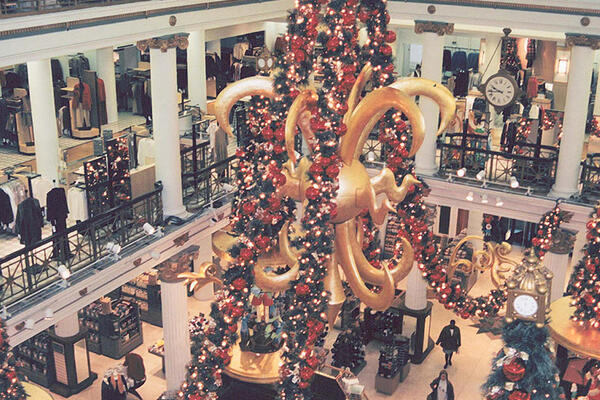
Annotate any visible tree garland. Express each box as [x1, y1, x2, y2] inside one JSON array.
[[0, 319, 26, 400], [567, 204, 600, 329], [178, 0, 320, 398]]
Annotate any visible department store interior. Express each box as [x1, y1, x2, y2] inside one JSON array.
[[0, 1, 600, 400]]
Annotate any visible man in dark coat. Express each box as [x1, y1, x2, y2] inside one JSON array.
[[429, 370, 455, 400], [436, 320, 461, 368]]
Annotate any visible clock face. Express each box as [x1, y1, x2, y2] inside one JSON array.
[[484, 75, 516, 107], [513, 294, 538, 317]]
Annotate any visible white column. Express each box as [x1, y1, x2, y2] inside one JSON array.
[[481, 35, 502, 83], [467, 210, 484, 250], [448, 206, 458, 237], [54, 313, 80, 337], [415, 31, 445, 176], [594, 58, 600, 116], [188, 30, 207, 112], [193, 236, 214, 301], [161, 279, 191, 391], [150, 45, 186, 217], [96, 47, 119, 124], [572, 229, 587, 268], [405, 262, 427, 310], [550, 43, 594, 198], [27, 59, 60, 183], [545, 251, 570, 302]]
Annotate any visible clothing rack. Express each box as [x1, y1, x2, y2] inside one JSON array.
[[444, 45, 479, 52]]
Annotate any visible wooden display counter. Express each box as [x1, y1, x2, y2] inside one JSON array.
[[548, 296, 600, 359]]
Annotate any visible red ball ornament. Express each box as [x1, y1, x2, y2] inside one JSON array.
[[275, 173, 286, 186], [383, 63, 395, 74], [294, 49, 306, 63], [381, 44, 393, 56], [507, 390, 530, 400], [327, 36, 340, 50], [384, 11, 390, 23], [342, 12, 355, 25], [296, 283, 310, 296], [262, 127, 274, 140], [358, 9, 370, 22], [255, 236, 270, 249], [242, 201, 255, 215], [268, 197, 281, 210], [584, 293, 596, 307], [326, 164, 340, 178], [232, 278, 247, 291], [384, 30, 397, 43], [298, 381, 310, 389], [309, 163, 323, 175], [291, 36, 304, 51], [306, 186, 320, 200], [338, 122, 347, 135], [239, 248, 254, 261], [274, 144, 285, 154], [275, 127, 285, 142], [502, 357, 527, 382], [189, 394, 202, 400], [306, 356, 319, 369], [229, 307, 243, 318], [300, 367, 315, 381], [342, 64, 356, 75]]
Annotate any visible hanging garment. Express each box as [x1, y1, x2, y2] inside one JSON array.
[[0, 98, 9, 142], [15, 197, 44, 246], [16, 65, 28, 89], [136, 138, 155, 166], [468, 72, 482, 91], [81, 82, 92, 111], [274, 36, 286, 53], [451, 51, 467, 72], [240, 65, 256, 79], [0, 189, 13, 225], [206, 55, 218, 79], [51, 59, 64, 83], [58, 106, 71, 137], [46, 187, 69, 222], [4, 71, 20, 90], [526, 39, 536, 68], [442, 50, 452, 72], [526, 76, 538, 98], [2, 180, 26, 229], [141, 80, 152, 119], [67, 187, 89, 223], [31, 177, 53, 208], [97, 78, 108, 125], [467, 52, 480, 71], [454, 71, 469, 97]]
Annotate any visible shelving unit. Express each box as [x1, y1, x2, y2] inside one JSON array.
[[99, 300, 144, 359], [120, 270, 162, 327], [14, 332, 55, 388], [78, 303, 103, 354]]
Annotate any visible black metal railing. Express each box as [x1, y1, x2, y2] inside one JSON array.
[[180, 139, 211, 178], [182, 155, 237, 209], [438, 133, 559, 193], [0, 0, 149, 17], [581, 153, 600, 200], [0, 185, 162, 308]]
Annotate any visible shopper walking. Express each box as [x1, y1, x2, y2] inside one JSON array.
[[428, 370, 455, 400], [101, 353, 146, 400], [436, 320, 461, 368], [124, 352, 146, 400]]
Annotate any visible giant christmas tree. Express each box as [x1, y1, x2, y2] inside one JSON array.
[[482, 321, 564, 400], [567, 205, 600, 328], [0, 320, 27, 400]]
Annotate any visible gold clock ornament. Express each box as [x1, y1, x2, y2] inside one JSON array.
[[480, 71, 521, 112], [505, 249, 553, 328]]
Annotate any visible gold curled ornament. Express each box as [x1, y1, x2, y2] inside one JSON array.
[[177, 262, 222, 292], [214, 65, 456, 324], [447, 235, 518, 288]]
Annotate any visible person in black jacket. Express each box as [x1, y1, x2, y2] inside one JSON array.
[[429, 370, 455, 400], [15, 196, 43, 246], [436, 320, 461, 368]]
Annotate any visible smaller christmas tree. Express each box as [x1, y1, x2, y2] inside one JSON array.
[[331, 328, 366, 372], [0, 319, 27, 400], [567, 205, 600, 328], [482, 321, 564, 400]]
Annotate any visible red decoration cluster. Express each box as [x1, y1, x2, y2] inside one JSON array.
[[0, 319, 27, 400]]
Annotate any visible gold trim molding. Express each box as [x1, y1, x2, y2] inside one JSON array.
[[565, 33, 600, 50], [136, 35, 188, 53], [414, 20, 454, 36]]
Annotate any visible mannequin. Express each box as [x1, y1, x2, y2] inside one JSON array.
[[47, 181, 71, 260]]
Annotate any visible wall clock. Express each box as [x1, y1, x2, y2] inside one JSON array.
[[480, 71, 520, 112]]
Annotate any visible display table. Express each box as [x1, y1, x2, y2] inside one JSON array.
[[548, 296, 600, 359], [22, 381, 54, 400]]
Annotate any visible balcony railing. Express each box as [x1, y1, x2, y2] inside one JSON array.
[[0, 0, 149, 16], [438, 133, 559, 193], [581, 153, 600, 200], [180, 139, 211, 178], [182, 155, 237, 210], [0, 184, 162, 308]]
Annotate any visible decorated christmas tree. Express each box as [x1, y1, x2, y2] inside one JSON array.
[[566, 205, 600, 328], [331, 328, 365, 371], [482, 321, 564, 400], [0, 319, 27, 400]]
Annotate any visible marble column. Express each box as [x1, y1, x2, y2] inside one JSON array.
[[405, 262, 427, 310], [544, 229, 576, 302], [54, 313, 80, 337], [27, 59, 60, 183], [467, 210, 484, 250], [138, 36, 188, 217], [187, 30, 207, 112], [550, 34, 597, 199], [158, 246, 199, 392], [193, 235, 214, 301], [96, 47, 119, 124], [414, 21, 454, 176]]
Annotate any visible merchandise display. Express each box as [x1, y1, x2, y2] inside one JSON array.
[[14, 332, 54, 388], [120, 270, 162, 327]]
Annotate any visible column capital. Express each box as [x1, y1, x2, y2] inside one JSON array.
[[565, 33, 600, 49], [414, 20, 454, 36], [137, 34, 189, 53], [549, 229, 576, 255], [158, 245, 199, 282]]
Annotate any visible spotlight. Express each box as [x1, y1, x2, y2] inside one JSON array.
[[0, 306, 11, 320], [525, 186, 532, 196], [44, 308, 54, 320], [143, 223, 155, 235], [457, 167, 467, 177], [476, 170, 485, 181], [510, 176, 519, 188], [466, 191, 474, 201], [366, 151, 376, 162], [106, 242, 121, 260], [150, 250, 161, 260], [495, 197, 504, 207], [25, 319, 35, 330], [57, 264, 71, 280], [481, 194, 488, 204]]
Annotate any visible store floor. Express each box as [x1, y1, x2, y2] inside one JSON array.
[[49, 266, 523, 400]]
